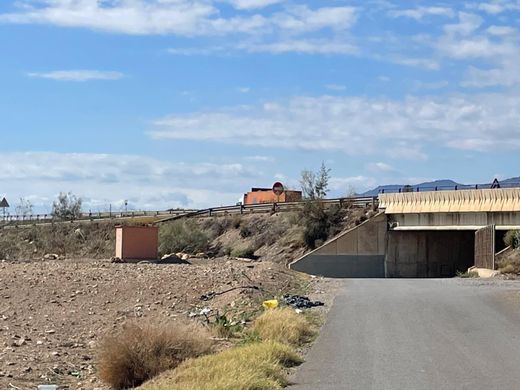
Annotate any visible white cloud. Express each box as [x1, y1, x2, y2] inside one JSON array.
[[245, 155, 275, 162], [237, 87, 251, 93], [389, 6, 454, 20], [238, 38, 358, 54], [329, 176, 377, 194], [443, 12, 483, 36], [27, 70, 124, 81], [0, 1, 356, 37], [469, 1, 520, 14], [224, 0, 284, 10], [462, 58, 520, 87], [0, 152, 263, 211], [366, 162, 395, 173], [148, 93, 520, 156], [325, 84, 347, 91], [486, 25, 518, 36], [476, 2, 506, 14]]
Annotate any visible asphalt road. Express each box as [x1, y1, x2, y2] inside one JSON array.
[[291, 279, 520, 390]]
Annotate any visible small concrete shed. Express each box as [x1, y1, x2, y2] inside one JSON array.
[[115, 225, 158, 261]]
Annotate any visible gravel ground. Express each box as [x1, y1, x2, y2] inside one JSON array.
[[0, 257, 305, 389]]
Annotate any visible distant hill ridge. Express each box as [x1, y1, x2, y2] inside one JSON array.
[[361, 177, 520, 196]]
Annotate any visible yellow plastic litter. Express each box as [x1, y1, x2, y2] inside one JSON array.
[[262, 299, 279, 310]]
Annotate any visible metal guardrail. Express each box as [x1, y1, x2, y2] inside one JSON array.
[[379, 181, 520, 194], [0, 196, 377, 227], [156, 196, 378, 223], [0, 209, 195, 227]]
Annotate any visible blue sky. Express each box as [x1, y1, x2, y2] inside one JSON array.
[[0, 0, 519, 213]]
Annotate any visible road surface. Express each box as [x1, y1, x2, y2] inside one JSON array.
[[291, 279, 520, 390]]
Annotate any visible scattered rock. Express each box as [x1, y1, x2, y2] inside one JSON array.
[[160, 254, 191, 265], [43, 254, 59, 260]]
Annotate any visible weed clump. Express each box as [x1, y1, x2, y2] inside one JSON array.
[[98, 321, 213, 389], [252, 308, 315, 347], [456, 270, 480, 278]]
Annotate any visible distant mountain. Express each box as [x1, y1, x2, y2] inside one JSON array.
[[359, 178, 520, 196], [502, 176, 520, 184]]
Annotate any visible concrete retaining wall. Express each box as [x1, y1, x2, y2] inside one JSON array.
[[290, 213, 387, 278]]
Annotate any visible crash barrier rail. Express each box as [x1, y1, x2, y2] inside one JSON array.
[[379, 181, 520, 194], [0, 209, 195, 227], [156, 196, 378, 223]]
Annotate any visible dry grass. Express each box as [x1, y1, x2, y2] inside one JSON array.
[[496, 248, 520, 275], [98, 321, 213, 389], [252, 308, 316, 346], [137, 341, 303, 390]]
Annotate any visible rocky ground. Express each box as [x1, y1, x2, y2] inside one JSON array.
[[0, 257, 319, 389]]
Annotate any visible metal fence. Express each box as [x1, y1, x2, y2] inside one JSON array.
[[379, 181, 520, 194], [0, 209, 195, 227]]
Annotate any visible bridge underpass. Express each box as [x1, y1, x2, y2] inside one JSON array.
[[290, 188, 520, 278]]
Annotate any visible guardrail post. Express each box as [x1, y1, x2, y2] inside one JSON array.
[[209, 208, 212, 217], [240, 204, 244, 215]]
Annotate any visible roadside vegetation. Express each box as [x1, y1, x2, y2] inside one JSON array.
[[158, 219, 210, 256], [496, 230, 520, 275], [126, 307, 316, 390], [98, 322, 213, 389]]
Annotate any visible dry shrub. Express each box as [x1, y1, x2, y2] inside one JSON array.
[[137, 341, 303, 390], [497, 258, 520, 275], [504, 230, 520, 249], [158, 219, 209, 255], [98, 321, 213, 389], [252, 308, 315, 346]]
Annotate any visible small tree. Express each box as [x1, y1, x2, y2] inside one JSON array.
[[299, 163, 343, 249], [51, 192, 82, 221], [15, 198, 33, 217], [300, 162, 331, 200]]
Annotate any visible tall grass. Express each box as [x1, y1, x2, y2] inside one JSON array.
[[252, 308, 316, 346], [137, 341, 303, 390]]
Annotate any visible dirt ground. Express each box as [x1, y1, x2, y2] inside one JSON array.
[[0, 257, 320, 390]]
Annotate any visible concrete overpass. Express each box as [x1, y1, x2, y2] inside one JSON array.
[[290, 188, 520, 278]]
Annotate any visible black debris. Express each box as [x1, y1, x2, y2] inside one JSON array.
[[282, 294, 324, 309]]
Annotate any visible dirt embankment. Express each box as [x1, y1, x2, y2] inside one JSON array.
[[0, 206, 371, 265]]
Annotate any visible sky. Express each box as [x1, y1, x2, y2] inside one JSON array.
[[0, 0, 519, 213]]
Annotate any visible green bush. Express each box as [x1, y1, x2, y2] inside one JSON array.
[[504, 230, 520, 249], [159, 219, 209, 255], [300, 201, 347, 249]]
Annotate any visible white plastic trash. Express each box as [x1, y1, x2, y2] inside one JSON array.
[[38, 386, 58, 390]]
